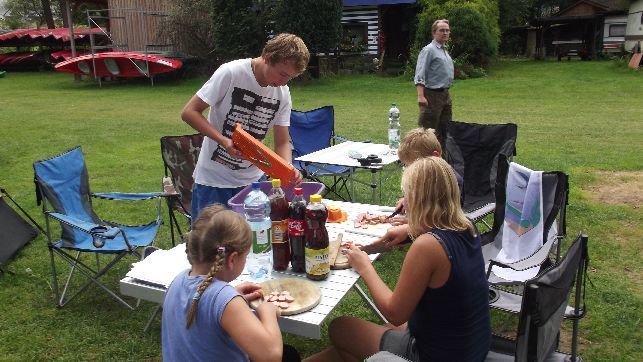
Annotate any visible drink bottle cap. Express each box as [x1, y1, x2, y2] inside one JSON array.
[[271, 178, 281, 187], [294, 187, 303, 195], [251, 182, 260, 189], [310, 194, 322, 203]]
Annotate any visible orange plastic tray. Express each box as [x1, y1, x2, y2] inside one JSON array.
[[232, 123, 295, 187]]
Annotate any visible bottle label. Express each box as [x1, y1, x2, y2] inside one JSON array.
[[271, 220, 288, 244], [253, 229, 271, 254], [288, 219, 305, 237], [305, 247, 329, 276], [388, 129, 400, 148]]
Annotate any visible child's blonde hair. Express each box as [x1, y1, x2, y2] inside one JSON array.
[[262, 33, 310, 73], [185, 204, 252, 328], [398, 128, 442, 165], [402, 157, 473, 238]]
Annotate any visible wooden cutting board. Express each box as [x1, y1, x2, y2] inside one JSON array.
[[348, 222, 392, 237], [249, 278, 321, 315], [333, 248, 350, 269]]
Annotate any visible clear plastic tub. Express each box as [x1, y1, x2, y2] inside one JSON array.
[[228, 181, 325, 214]]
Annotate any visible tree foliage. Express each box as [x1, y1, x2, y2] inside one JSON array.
[[273, 0, 342, 54], [410, 0, 499, 77], [158, 0, 215, 67], [1, 0, 106, 29], [211, 0, 266, 63]]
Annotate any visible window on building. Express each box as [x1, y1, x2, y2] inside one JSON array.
[[341, 22, 368, 53], [609, 24, 626, 37]]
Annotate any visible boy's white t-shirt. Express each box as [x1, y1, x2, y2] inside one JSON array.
[[193, 58, 292, 188]]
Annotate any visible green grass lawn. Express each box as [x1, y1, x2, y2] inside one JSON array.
[[1, 59, 641, 361]]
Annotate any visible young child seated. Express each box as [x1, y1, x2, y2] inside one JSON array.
[[397, 127, 463, 208], [161, 204, 285, 361], [306, 157, 490, 361], [362, 128, 464, 252]]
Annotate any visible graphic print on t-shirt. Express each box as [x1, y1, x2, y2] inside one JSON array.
[[211, 87, 281, 170]]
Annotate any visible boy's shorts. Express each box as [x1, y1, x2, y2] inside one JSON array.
[[379, 328, 419, 362], [191, 177, 266, 222]]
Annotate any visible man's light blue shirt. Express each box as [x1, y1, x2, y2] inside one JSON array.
[[414, 40, 454, 89]]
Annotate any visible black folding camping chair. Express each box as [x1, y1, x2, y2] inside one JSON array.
[[445, 121, 517, 229], [0, 188, 42, 274]]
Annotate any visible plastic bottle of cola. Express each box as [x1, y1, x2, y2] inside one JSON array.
[[304, 194, 329, 280], [388, 103, 401, 150], [288, 187, 307, 273], [269, 179, 290, 271], [243, 182, 272, 280]]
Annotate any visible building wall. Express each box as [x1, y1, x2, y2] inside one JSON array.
[[342, 5, 379, 55], [559, 3, 600, 17], [105, 0, 172, 53]]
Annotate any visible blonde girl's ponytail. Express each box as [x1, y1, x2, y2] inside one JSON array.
[[186, 247, 226, 329], [182, 204, 252, 329]]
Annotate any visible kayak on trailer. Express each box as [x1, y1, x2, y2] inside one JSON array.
[[54, 51, 183, 78]]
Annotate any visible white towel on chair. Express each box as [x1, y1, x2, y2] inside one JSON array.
[[492, 162, 544, 281]]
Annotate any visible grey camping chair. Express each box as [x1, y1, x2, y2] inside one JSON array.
[[486, 234, 589, 361], [481, 155, 569, 287]]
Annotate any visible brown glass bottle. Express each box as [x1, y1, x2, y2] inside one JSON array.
[[304, 194, 329, 280], [269, 179, 290, 271]]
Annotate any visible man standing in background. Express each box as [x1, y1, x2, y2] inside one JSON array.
[[414, 19, 454, 148]]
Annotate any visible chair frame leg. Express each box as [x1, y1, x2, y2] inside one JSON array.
[[51, 247, 135, 309], [143, 305, 162, 332], [353, 284, 388, 324]]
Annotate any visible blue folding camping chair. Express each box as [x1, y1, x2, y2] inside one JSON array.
[[33, 146, 163, 308], [290, 106, 355, 201]]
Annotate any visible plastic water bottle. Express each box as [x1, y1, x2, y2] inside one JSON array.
[[388, 103, 401, 150], [243, 182, 272, 280]]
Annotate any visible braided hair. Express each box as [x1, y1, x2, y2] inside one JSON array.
[[185, 204, 252, 328]]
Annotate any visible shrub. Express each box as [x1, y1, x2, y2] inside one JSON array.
[[406, 0, 499, 78], [158, 0, 216, 74], [211, 0, 266, 64], [273, 0, 342, 54]]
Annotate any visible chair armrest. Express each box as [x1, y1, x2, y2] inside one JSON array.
[[92, 192, 163, 201], [486, 235, 558, 278], [46, 212, 121, 239]]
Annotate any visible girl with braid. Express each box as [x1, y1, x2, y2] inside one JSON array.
[[162, 204, 287, 362]]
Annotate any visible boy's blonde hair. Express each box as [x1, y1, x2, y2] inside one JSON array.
[[402, 157, 473, 239], [398, 128, 442, 165], [185, 204, 252, 328], [262, 33, 310, 73]]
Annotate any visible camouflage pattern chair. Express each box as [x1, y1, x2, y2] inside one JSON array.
[[160, 134, 204, 245]]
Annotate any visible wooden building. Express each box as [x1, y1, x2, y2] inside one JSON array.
[[101, 0, 172, 53], [532, 0, 629, 59]]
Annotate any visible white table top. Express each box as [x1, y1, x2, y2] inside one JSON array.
[[120, 201, 390, 339], [295, 141, 399, 169]]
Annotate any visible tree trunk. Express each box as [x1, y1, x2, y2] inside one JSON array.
[[41, 0, 56, 28], [59, 0, 69, 28]]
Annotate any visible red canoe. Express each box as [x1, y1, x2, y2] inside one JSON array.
[[50, 50, 89, 62], [54, 52, 183, 78]]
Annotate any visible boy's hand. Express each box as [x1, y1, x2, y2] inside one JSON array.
[[222, 137, 243, 159], [291, 168, 303, 186]]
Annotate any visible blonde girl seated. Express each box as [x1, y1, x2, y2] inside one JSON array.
[[307, 157, 490, 361], [162, 204, 285, 362]]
